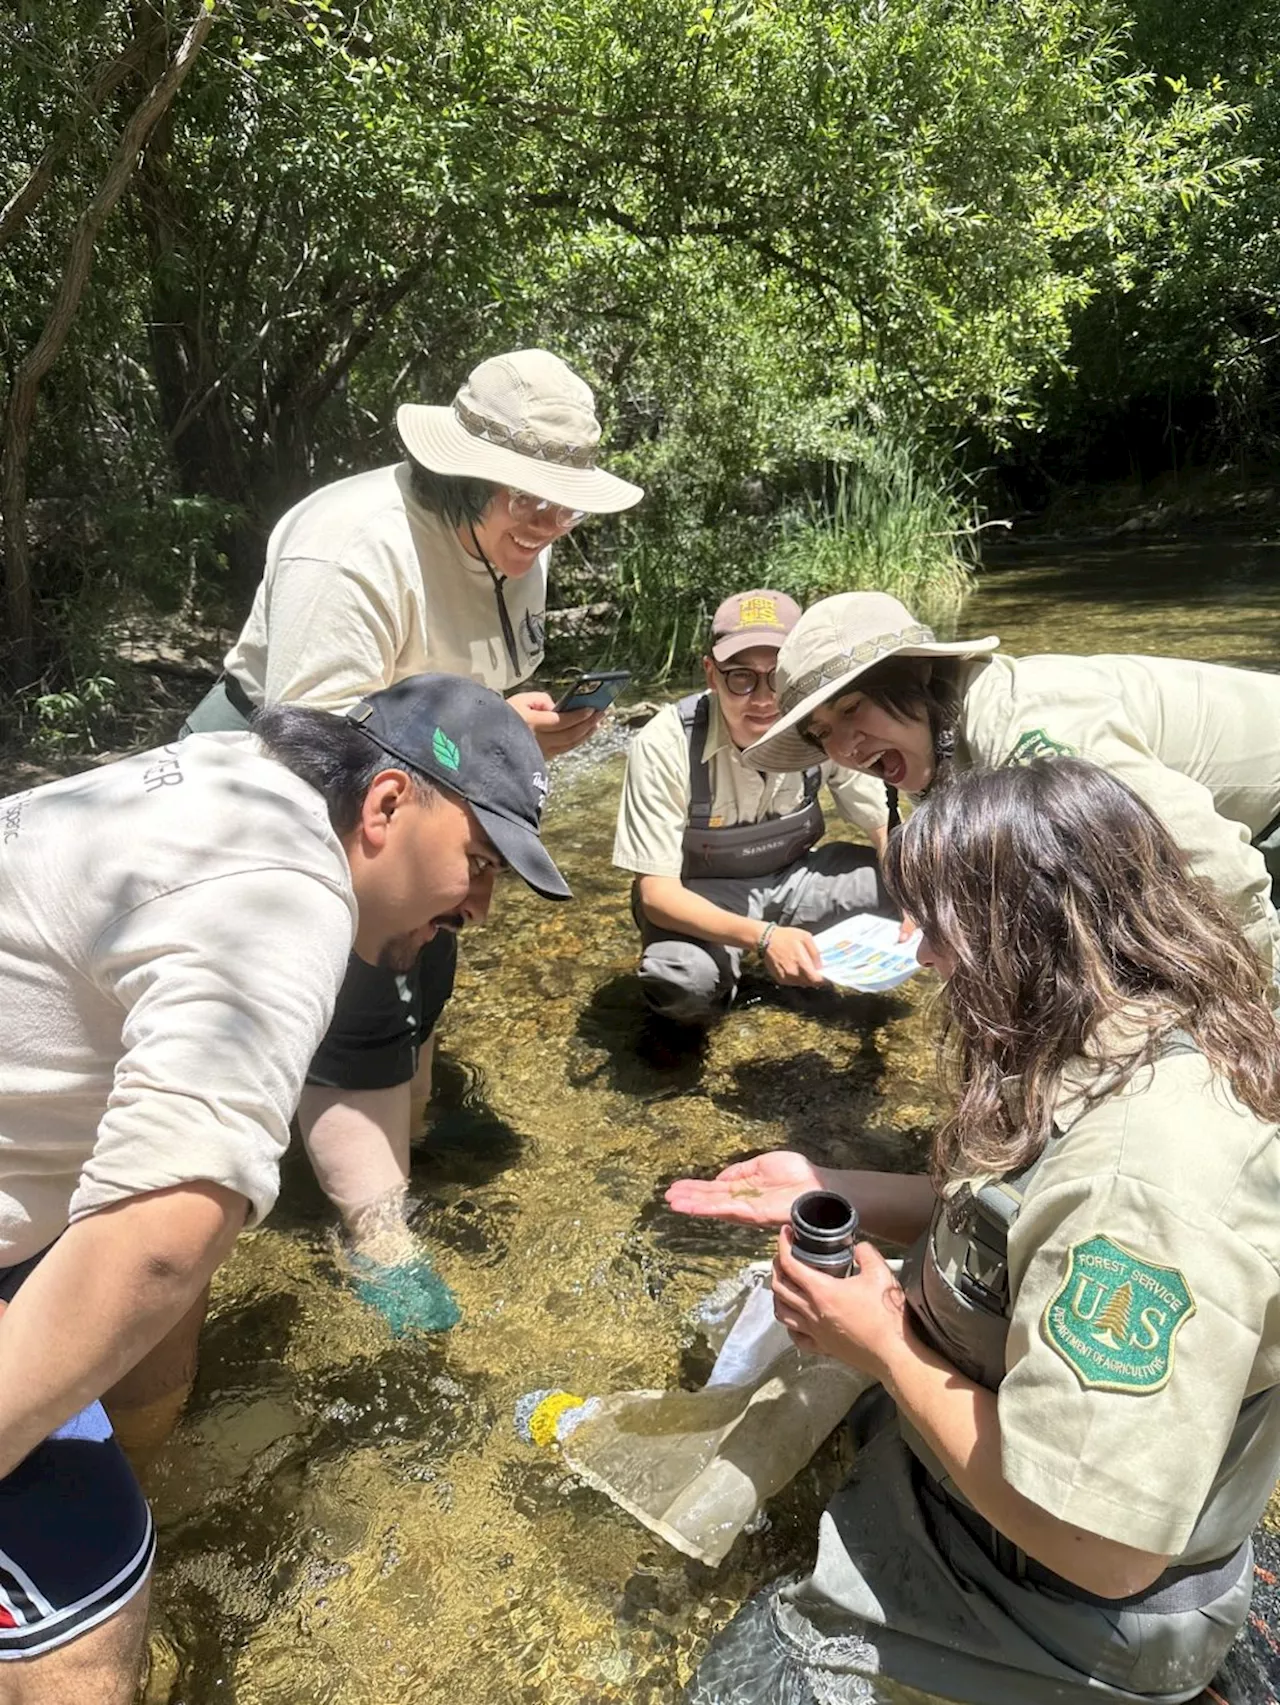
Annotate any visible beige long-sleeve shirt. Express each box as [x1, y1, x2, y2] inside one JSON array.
[[0, 733, 355, 1267], [223, 462, 548, 712], [954, 653, 1280, 976]]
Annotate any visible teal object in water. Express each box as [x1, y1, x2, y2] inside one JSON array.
[[351, 1253, 462, 1335]]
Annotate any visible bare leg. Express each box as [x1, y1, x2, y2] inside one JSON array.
[[103, 1286, 210, 1460], [408, 1032, 436, 1139], [0, 1576, 150, 1705], [298, 1082, 415, 1262]]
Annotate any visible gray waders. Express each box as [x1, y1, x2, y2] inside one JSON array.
[[637, 693, 887, 1024], [181, 672, 258, 735], [678, 692, 826, 881]]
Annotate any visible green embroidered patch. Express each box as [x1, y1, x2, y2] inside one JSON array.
[[1007, 728, 1078, 764], [1041, 1234, 1195, 1394], [432, 727, 461, 771]]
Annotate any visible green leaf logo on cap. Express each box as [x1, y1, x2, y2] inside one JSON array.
[[432, 727, 461, 771]]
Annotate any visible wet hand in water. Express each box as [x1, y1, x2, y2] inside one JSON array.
[[771, 1228, 907, 1376], [762, 924, 826, 986], [665, 1150, 828, 1226], [507, 692, 602, 756]]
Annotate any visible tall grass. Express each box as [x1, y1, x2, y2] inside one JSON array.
[[763, 440, 977, 629], [603, 526, 738, 683], [596, 440, 980, 684]]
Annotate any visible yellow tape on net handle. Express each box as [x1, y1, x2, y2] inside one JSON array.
[[514, 1388, 587, 1448]]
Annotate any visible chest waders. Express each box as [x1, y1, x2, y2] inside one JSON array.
[[179, 668, 257, 736], [678, 693, 825, 881], [685, 1038, 1265, 1705]]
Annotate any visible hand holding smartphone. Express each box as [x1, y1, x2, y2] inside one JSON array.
[[554, 669, 631, 712]]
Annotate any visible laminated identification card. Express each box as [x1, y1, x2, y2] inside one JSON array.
[[812, 914, 922, 993]]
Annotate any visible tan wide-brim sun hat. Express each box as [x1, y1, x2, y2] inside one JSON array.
[[744, 591, 1000, 772], [396, 348, 643, 514]]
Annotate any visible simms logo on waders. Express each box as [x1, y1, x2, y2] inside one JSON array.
[[1041, 1234, 1196, 1394]]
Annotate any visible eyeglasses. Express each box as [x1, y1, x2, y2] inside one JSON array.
[[506, 488, 587, 533], [714, 661, 778, 697]]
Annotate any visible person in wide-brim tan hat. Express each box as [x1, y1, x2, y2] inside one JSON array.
[[396, 348, 642, 514], [178, 346, 643, 1332], [744, 587, 1280, 1001], [744, 591, 999, 776]]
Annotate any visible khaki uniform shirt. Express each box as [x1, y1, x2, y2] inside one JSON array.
[[999, 1047, 1280, 1559], [224, 462, 548, 712], [956, 654, 1280, 975], [613, 694, 890, 878]]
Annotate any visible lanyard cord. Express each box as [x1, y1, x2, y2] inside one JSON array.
[[468, 523, 520, 676]]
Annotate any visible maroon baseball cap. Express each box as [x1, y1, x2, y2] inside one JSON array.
[[710, 589, 803, 662]]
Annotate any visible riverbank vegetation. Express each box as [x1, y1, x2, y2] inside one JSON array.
[[4, 0, 1279, 728]]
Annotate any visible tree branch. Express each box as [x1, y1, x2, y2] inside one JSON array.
[[3, 2, 217, 668], [521, 189, 855, 301], [0, 24, 164, 255]]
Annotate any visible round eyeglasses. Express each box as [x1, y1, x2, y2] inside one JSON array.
[[714, 661, 778, 697], [506, 488, 587, 533]]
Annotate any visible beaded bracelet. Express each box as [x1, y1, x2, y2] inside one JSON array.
[[758, 921, 779, 956]]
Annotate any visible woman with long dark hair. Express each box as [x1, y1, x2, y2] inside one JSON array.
[[667, 758, 1280, 1704]]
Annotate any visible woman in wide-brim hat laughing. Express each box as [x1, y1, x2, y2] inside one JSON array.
[[396, 348, 641, 522], [747, 589, 1280, 985], [189, 346, 643, 750]]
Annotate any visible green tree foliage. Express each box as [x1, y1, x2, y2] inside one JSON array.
[[0, 0, 1267, 694], [1016, 1, 1280, 477]]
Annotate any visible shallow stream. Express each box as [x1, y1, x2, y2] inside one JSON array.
[[144, 540, 1280, 1704]]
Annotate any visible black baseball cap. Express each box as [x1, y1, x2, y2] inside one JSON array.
[[346, 674, 571, 901]]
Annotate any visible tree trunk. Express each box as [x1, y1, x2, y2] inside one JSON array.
[[0, 2, 215, 682], [0, 23, 164, 256]]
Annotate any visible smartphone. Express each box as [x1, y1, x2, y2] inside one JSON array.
[[554, 669, 631, 712]]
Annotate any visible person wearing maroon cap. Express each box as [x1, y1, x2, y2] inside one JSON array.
[[613, 590, 898, 1024]]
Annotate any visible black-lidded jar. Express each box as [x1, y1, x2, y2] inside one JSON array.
[[790, 1190, 859, 1277]]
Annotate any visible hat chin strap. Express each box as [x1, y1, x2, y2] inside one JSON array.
[[468, 523, 521, 677]]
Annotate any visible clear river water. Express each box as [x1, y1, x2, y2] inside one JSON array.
[[141, 540, 1280, 1704]]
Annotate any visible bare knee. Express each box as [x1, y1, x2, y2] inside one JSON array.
[[104, 1284, 210, 1457], [0, 1577, 150, 1705]]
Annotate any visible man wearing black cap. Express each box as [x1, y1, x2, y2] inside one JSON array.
[[0, 675, 564, 1704]]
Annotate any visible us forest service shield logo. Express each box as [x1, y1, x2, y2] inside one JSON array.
[[1007, 729, 1079, 764], [1041, 1234, 1196, 1394]]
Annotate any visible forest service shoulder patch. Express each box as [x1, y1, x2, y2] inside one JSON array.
[[1007, 729, 1079, 764], [1040, 1234, 1196, 1394]]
